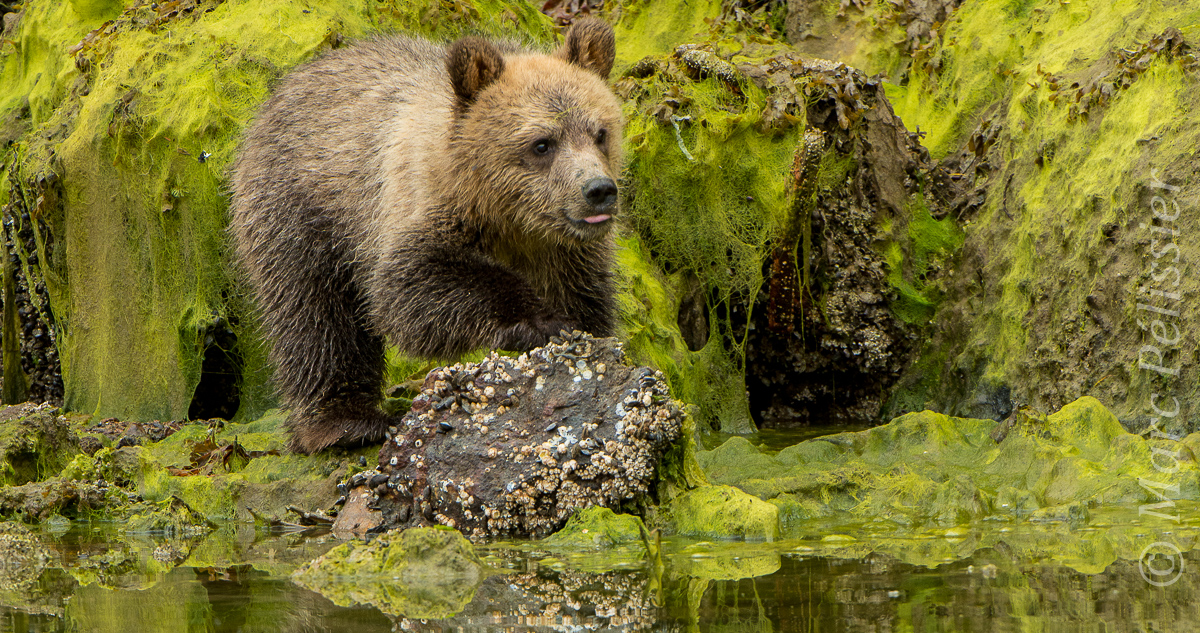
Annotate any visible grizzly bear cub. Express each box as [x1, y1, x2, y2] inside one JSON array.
[[230, 20, 623, 454]]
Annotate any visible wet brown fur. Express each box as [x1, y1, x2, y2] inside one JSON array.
[[230, 20, 623, 454]]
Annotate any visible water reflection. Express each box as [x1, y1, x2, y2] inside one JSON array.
[[0, 524, 1196, 632]]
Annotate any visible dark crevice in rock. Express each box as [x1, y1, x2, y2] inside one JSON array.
[[188, 315, 242, 421]]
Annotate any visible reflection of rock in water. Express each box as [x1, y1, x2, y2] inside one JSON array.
[[358, 334, 684, 540], [395, 565, 670, 632], [292, 528, 486, 621], [0, 522, 49, 592]]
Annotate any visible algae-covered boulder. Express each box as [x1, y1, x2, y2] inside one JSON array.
[[862, 1, 1200, 429], [0, 402, 80, 484], [699, 397, 1200, 531], [612, 8, 962, 432], [541, 506, 647, 550]]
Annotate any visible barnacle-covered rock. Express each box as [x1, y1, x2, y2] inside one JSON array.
[[343, 333, 684, 540]]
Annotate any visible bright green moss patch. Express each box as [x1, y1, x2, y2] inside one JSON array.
[[525, 506, 659, 571], [883, 196, 964, 324], [699, 397, 1199, 533], [543, 506, 646, 550], [607, 0, 723, 73]]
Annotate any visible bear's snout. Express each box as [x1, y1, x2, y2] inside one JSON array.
[[583, 177, 618, 212]]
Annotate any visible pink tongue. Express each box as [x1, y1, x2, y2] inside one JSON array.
[[583, 214, 611, 224]]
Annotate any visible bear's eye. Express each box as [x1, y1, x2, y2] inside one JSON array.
[[596, 129, 607, 146], [532, 139, 554, 156]]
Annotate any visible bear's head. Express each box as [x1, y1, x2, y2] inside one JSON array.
[[444, 19, 624, 246]]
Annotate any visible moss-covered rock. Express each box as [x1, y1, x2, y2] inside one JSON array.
[[868, 0, 1200, 428], [542, 506, 647, 550], [0, 402, 80, 485], [612, 22, 959, 432], [667, 484, 780, 540]]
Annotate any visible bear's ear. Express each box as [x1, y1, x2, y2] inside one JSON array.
[[447, 37, 506, 107], [556, 18, 615, 80]]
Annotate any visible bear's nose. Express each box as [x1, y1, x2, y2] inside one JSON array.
[[583, 177, 617, 211]]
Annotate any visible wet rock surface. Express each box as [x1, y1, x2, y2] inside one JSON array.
[[340, 334, 684, 540], [0, 478, 111, 520], [0, 402, 81, 485], [86, 417, 190, 448]]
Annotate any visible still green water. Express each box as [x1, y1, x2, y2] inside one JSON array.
[[3, 418, 1195, 632], [1, 515, 1195, 632]]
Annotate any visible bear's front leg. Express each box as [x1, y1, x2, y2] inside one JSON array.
[[244, 235, 400, 454], [371, 239, 574, 359]]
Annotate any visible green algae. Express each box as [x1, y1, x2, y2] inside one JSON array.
[[607, 7, 967, 431], [613, 31, 805, 433], [292, 527, 489, 620], [875, 0, 1200, 421], [884, 195, 965, 324], [133, 415, 366, 524], [0, 403, 79, 485], [542, 506, 646, 550], [0, 404, 371, 535], [698, 397, 1200, 535], [497, 506, 658, 573], [667, 484, 780, 541], [607, 0, 724, 74]]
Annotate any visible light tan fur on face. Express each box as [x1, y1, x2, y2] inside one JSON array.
[[436, 54, 623, 245]]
